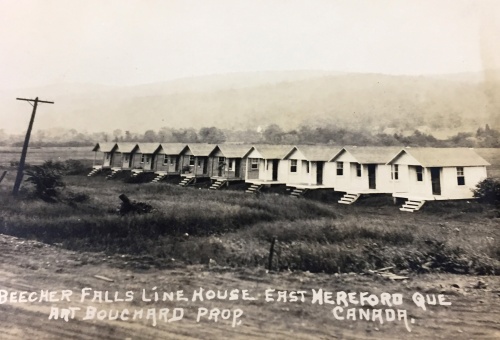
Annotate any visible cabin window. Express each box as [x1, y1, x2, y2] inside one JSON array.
[[141, 154, 145, 163], [189, 155, 195, 166], [304, 161, 309, 173], [145, 155, 150, 164], [197, 158, 202, 167], [356, 163, 362, 177], [251, 158, 259, 170], [457, 167, 465, 185], [391, 164, 399, 180], [219, 157, 226, 163], [163, 155, 168, 165], [170, 157, 174, 165], [337, 162, 343, 176], [416, 166, 423, 181], [290, 160, 297, 173], [228, 159, 233, 170]]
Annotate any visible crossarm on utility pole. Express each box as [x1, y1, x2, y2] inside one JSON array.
[[16, 98, 54, 104]]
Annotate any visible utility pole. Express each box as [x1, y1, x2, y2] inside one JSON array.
[[12, 97, 54, 196]]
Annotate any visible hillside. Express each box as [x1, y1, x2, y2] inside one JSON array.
[[1, 71, 499, 136]]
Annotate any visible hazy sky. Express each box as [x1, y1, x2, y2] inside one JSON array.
[[1, 0, 499, 89]]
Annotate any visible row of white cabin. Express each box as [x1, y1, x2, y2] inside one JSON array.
[[91, 142, 490, 209]]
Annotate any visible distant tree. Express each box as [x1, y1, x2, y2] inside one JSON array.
[[158, 127, 175, 142], [281, 131, 300, 144], [223, 129, 263, 143], [263, 124, 284, 144], [198, 127, 226, 143], [449, 132, 475, 147], [143, 130, 157, 142], [172, 128, 198, 143], [476, 124, 500, 147], [68, 129, 78, 138], [374, 133, 400, 146], [113, 129, 123, 142], [124, 131, 132, 141]]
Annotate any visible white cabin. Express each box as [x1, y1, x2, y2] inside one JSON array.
[[132, 143, 162, 171], [282, 145, 340, 189], [178, 144, 217, 177], [91, 142, 117, 168], [116, 143, 139, 170], [154, 143, 186, 174], [208, 144, 252, 180], [387, 148, 490, 200], [243, 145, 293, 184], [330, 146, 401, 194]]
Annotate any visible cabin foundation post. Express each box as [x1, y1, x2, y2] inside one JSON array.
[[245, 158, 249, 180]]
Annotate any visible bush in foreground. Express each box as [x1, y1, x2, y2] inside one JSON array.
[[473, 178, 500, 204], [24, 162, 65, 202]]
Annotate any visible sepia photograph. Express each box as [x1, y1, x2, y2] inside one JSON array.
[[0, 0, 499, 339]]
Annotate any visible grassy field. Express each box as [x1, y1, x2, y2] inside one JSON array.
[[0, 146, 499, 276], [0, 171, 498, 276], [0, 146, 95, 166]]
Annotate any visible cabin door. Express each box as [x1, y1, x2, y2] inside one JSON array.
[[175, 156, 180, 171], [202, 157, 208, 174], [272, 160, 279, 181], [150, 155, 156, 171], [104, 153, 111, 167], [368, 164, 376, 189], [235, 159, 241, 178], [144, 155, 151, 170], [430, 167, 441, 195], [316, 161, 324, 185], [218, 157, 224, 176]]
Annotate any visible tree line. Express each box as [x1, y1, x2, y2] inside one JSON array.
[[0, 124, 499, 148]]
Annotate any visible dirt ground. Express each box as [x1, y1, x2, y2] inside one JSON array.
[[0, 234, 499, 340]]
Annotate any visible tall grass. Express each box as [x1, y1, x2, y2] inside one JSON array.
[[1, 175, 499, 275]]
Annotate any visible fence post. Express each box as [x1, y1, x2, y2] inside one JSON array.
[[268, 236, 277, 271]]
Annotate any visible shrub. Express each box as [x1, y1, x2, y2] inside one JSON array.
[[24, 161, 65, 202], [64, 191, 90, 203], [473, 178, 500, 204], [63, 159, 89, 175]]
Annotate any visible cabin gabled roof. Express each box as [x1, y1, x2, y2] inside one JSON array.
[[387, 148, 491, 167], [92, 143, 116, 152], [330, 146, 402, 164], [211, 144, 253, 158], [181, 143, 217, 156], [116, 143, 138, 153], [160, 143, 186, 155], [243, 144, 295, 159], [136, 143, 161, 154], [284, 145, 342, 161]]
